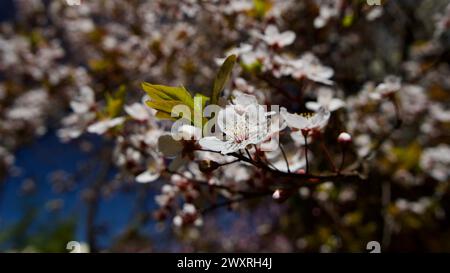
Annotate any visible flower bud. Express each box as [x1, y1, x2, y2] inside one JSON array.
[[272, 189, 292, 203], [337, 132, 352, 143]]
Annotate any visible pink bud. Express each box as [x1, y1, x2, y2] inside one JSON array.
[[272, 189, 282, 200], [338, 132, 352, 143]]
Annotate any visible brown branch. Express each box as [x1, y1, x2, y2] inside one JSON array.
[[201, 192, 270, 215], [86, 148, 112, 253], [197, 149, 363, 187]]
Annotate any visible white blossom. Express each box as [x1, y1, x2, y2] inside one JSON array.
[[124, 103, 152, 121], [288, 53, 334, 85], [87, 117, 125, 135], [370, 76, 402, 100], [420, 144, 450, 182], [306, 88, 344, 112], [255, 25, 296, 48], [281, 107, 330, 134], [199, 94, 279, 154]]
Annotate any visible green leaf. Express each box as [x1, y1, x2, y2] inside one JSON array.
[[211, 54, 236, 105], [142, 82, 200, 122], [141, 83, 194, 109], [252, 0, 272, 19], [145, 99, 186, 118], [105, 85, 126, 118], [155, 111, 177, 121]]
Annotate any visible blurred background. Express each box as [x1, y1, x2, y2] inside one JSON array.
[[0, 0, 449, 252]]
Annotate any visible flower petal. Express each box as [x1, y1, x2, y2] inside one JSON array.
[[199, 136, 226, 152], [305, 102, 321, 112], [136, 170, 160, 183]]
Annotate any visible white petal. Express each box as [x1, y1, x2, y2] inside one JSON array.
[[305, 102, 321, 112], [328, 99, 345, 112], [136, 170, 160, 183], [87, 117, 125, 135], [281, 110, 309, 130], [70, 101, 89, 114], [279, 31, 296, 46], [311, 107, 330, 129], [221, 140, 242, 154], [265, 25, 279, 37], [80, 86, 95, 104], [218, 107, 238, 136], [125, 103, 149, 121], [233, 93, 258, 108], [317, 88, 334, 104], [177, 125, 201, 140], [199, 136, 226, 152]]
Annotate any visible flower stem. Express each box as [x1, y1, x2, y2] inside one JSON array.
[[338, 145, 346, 174], [279, 143, 291, 173], [304, 134, 309, 174]]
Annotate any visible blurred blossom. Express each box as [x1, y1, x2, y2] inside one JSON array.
[[306, 88, 345, 112], [370, 76, 402, 100], [287, 53, 334, 85], [420, 145, 450, 182], [366, 7, 384, 21], [87, 117, 125, 135], [254, 25, 296, 48], [314, 0, 343, 29]]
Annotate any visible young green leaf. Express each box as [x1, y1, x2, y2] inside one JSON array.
[[145, 99, 186, 118], [105, 85, 126, 118], [211, 54, 236, 105], [141, 83, 194, 109]]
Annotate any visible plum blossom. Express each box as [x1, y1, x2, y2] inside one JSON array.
[[58, 86, 97, 141], [281, 107, 331, 135], [366, 7, 384, 21], [6, 89, 48, 123], [430, 103, 450, 123], [370, 76, 402, 100], [224, 0, 253, 14], [135, 151, 164, 183], [173, 203, 203, 227], [314, 0, 343, 29], [420, 145, 450, 182], [398, 85, 428, 118], [306, 88, 345, 112], [87, 117, 126, 135], [255, 25, 296, 48], [434, 3, 450, 38], [216, 43, 252, 62], [288, 53, 334, 85], [69, 86, 96, 114], [124, 102, 153, 122], [199, 94, 280, 154]]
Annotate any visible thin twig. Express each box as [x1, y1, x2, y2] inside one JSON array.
[[279, 143, 291, 173]]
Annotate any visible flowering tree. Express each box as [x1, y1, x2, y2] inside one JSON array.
[[1, 0, 450, 252]]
